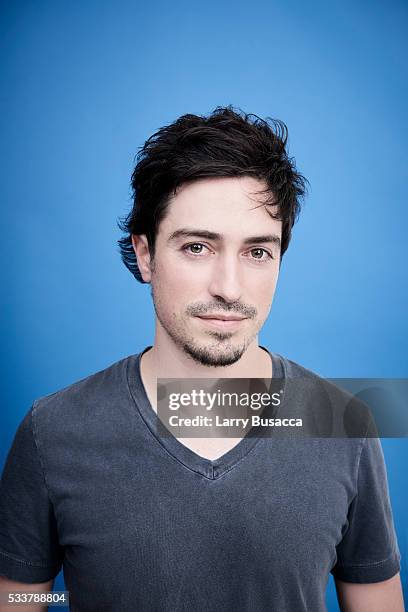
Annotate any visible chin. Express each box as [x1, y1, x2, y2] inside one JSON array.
[[181, 338, 246, 368]]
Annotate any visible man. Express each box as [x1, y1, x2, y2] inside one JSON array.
[[0, 107, 404, 611]]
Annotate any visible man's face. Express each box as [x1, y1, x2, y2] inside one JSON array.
[[137, 176, 282, 367]]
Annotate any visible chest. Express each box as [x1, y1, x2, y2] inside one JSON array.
[[51, 437, 354, 563]]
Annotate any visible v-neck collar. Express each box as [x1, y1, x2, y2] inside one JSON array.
[[126, 345, 287, 480]]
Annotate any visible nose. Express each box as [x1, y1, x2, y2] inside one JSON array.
[[207, 252, 243, 304]]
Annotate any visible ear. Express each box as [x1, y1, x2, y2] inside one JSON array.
[[131, 234, 153, 283]]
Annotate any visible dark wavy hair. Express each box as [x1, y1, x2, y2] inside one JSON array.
[[117, 105, 308, 283]]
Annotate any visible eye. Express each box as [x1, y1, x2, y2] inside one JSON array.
[[182, 243, 209, 256], [248, 248, 273, 261]]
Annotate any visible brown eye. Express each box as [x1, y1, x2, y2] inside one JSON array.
[[183, 243, 208, 255]]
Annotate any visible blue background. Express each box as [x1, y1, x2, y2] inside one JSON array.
[[1, 0, 407, 608]]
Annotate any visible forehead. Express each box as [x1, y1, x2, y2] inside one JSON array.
[[159, 176, 281, 237]]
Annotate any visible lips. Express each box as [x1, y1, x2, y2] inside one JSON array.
[[197, 315, 247, 321], [195, 315, 247, 330]]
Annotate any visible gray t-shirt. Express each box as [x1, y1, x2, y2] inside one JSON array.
[[0, 347, 401, 611]]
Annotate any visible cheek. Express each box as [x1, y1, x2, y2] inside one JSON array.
[[176, 265, 206, 284], [152, 258, 204, 304], [171, 272, 205, 302], [248, 270, 278, 302]]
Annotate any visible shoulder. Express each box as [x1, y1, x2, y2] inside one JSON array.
[[273, 352, 373, 439], [31, 354, 135, 432]]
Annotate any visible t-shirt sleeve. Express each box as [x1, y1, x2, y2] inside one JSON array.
[[0, 404, 63, 582], [330, 433, 401, 583]]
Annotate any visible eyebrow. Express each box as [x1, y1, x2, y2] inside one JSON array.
[[167, 228, 281, 247]]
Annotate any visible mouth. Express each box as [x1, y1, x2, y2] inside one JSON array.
[[195, 315, 248, 330]]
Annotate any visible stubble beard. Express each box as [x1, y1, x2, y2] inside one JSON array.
[[150, 285, 255, 368]]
